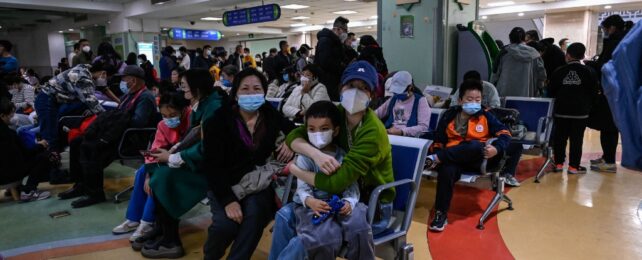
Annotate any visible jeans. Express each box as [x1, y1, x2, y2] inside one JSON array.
[[553, 117, 588, 167], [125, 166, 156, 223], [34, 93, 87, 152], [269, 203, 307, 260]]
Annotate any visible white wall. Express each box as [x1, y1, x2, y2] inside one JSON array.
[[48, 32, 66, 68], [484, 19, 539, 45]]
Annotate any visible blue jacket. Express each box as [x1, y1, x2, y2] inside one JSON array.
[[602, 21, 642, 170]]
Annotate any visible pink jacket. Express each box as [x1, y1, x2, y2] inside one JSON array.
[[145, 109, 191, 164]]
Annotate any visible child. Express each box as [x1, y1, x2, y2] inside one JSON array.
[[292, 100, 374, 259], [112, 92, 190, 244]]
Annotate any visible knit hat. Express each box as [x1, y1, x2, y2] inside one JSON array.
[[340, 61, 378, 91]]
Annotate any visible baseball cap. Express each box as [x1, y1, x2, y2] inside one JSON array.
[[340, 61, 378, 91], [117, 65, 145, 79], [388, 71, 412, 94]]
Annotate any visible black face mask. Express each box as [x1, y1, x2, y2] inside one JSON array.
[[357, 45, 364, 53]]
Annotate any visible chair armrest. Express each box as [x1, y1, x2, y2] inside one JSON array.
[[536, 116, 553, 145], [480, 138, 499, 175], [118, 128, 157, 159], [58, 115, 86, 130], [366, 179, 416, 225]]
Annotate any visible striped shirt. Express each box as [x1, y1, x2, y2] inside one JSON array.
[[9, 83, 35, 110]]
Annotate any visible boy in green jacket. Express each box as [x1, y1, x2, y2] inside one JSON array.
[[269, 61, 394, 259]]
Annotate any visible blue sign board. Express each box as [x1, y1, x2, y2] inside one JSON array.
[[168, 28, 222, 41], [223, 4, 281, 27]]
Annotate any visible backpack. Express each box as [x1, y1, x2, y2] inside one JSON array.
[[489, 107, 526, 140]]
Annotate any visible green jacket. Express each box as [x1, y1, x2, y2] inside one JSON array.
[[149, 92, 223, 218], [286, 106, 395, 203]]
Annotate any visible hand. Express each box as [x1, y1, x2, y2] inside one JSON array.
[[225, 201, 243, 224], [301, 83, 311, 93], [339, 201, 352, 216], [387, 128, 403, 136], [144, 175, 152, 195], [169, 143, 181, 154], [150, 148, 170, 163], [305, 197, 331, 216], [484, 144, 498, 159], [276, 143, 294, 163], [37, 139, 49, 149], [313, 150, 341, 175]]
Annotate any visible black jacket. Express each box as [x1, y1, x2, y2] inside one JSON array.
[[193, 55, 213, 70], [0, 120, 45, 185], [358, 45, 388, 76], [542, 44, 566, 85], [203, 100, 295, 206], [549, 61, 598, 118], [274, 52, 293, 83], [263, 56, 277, 82], [314, 28, 348, 101], [140, 61, 157, 88], [227, 52, 243, 70]]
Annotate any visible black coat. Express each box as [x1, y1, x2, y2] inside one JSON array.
[[203, 100, 295, 206], [263, 56, 277, 82], [0, 120, 44, 185], [549, 62, 598, 117], [314, 28, 348, 101], [140, 61, 157, 88], [193, 56, 213, 70], [274, 52, 293, 83], [542, 44, 566, 84]]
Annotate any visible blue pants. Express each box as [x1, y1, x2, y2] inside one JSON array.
[[34, 93, 87, 152], [125, 166, 155, 223], [501, 143, 524, 177]]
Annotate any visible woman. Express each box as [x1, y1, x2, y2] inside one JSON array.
[[282, 64, 330, 122], [141, 69, 224, 258], [375, 71, 431, 137], [202, 68, 295, 260], [126, 52, 138, 66], [112, 92, 190, 242], [266, 65, 299, 99], [216, 64, 239, 93], [94, 42, 125, 74], [357, 35, 388, 77]]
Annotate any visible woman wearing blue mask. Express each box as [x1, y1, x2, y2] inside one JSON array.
[[202, 68, 295, 259], [375, 70, 431, 137], [216, 64, 239, 93]]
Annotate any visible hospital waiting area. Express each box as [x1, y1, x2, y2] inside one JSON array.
[[1, 0, 641, 259]]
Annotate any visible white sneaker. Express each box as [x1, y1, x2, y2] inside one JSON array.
[[20, 190, 51, 202], [130, 221, 154, 242], [112, 220, 139, 235]]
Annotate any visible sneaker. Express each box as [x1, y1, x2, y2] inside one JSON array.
[[568, 166, 587, 174], [591, 163, 617, 173], [113, 220, 139, 235], [20, 190, 51, 202], [425, 155, 439, 170], [429, 211, 448, 232], [553, 164, 564, 173], [131, 224, 162, 252], [130, 221, 153, 242], [590, 158, 605, 165], [504, 175, 521, 187], [141, 242, 185, 259]]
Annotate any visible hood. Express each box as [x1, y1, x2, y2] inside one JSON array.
[[317, 28, 339, 41], [505, 43, 541, 62]]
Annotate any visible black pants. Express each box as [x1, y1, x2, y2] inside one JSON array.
[[21, 152, 52, 193], [69, 136, 117, 196], [553, 117, 587, 168], [600, 130, 619, 164], [501, 143, 523, 177], [154, 195, 181, 245], [435, 141, 503, 212], [203, 188, 276, 260]]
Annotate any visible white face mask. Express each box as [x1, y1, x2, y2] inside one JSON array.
[[307, 130, 334, 149], [339, 32, 349, 42], [82, 46, 91, 53], [205, 50, 212, 56], [340, 88, 370, 115], [300, 75, 310, 85]]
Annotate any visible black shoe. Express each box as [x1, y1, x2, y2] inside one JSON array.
[[58, 184, 84, 200], [132, 225, 163, 251], [429, 211, 448, 232], [49, 169, 72, 185], [71, 195, 106, 208], [141, 241, 184, 259]]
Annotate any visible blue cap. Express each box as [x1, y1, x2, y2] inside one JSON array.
[[340, 61, 378, 91]]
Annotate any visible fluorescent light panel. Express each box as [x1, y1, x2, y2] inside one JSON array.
[[291, 16, 310, 20], [290, 23, 307, 27], [333, 10, 358, 15], [487, 1, 515, 7], [281, 4, 309, 10], [201, 17, 222, 21]]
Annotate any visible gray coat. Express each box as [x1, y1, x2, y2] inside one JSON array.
[[492, 44, 547, 97]]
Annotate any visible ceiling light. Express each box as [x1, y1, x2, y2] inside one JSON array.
[[367, 26, 372, 29], [201, 17, 222, 21], [58, 30, 63, 33], [281, 4, 309, 10], [333, 10, 358, 15], [605, 5, 612, 9], [221, 34, 225, 37], [290, 23, 307, 27], [236, 33, 240, 36], [370, 15, 378, 19], [481, 16, 488, 19], [327, 20, 335, 24], [487, 1, 515, 7], [68, 28, 74, 31], [291, 16, 310, 20], [344, 0, 358, 1], [517, 12, 524, 16]]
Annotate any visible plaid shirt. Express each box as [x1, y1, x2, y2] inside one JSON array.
[[42, 64, 105, 114]]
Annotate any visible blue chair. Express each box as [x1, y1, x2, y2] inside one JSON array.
[[428, 108, 445, 132], [503, 97, 554, 183], [266, 97, 284, 110]]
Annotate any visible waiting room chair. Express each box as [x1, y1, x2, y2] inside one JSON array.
[[428, 108, 445, 132], [266, 98, 283, 110], [503, 97, 554, 183]]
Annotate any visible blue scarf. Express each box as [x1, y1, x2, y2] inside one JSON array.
[[384, 91, 423, 129]]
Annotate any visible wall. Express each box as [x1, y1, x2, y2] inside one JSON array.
[[544, 11, 591, 52], [443, 0, 478, 87], [484, 19, 539, 45]]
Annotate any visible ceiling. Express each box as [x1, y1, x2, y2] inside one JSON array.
[[0, 7, 83, 31]]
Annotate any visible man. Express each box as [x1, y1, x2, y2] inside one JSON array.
[[344, 32, 359, 62], [540, 38, 567, 90], [242, 47, 257, 69], [159, 46, 176, 80], [0, 40, 18, 74], [427, 80, 512, 232], [559, 38, 569, 53], [60, 65, 157, 208], [491, 27, 546, 97], [525, 30, 540, 43], [274, 41, 293, 84], [178, 46, 190, 70], [68, 43, 80, 67], [193, 45, 213, 70], [295, 44, 313, 72], [138, 54, 158, 89], [451, 70, 500, 108], [72, 39, 93, 66], [227, 45, 244, 70], [314, 16, 350, 101], [263, 48, 278, 82], [549, 43, 597, 174]]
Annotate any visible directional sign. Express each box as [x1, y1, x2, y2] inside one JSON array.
[[223, 4, 281, 27], [168, 28, 222, 41]]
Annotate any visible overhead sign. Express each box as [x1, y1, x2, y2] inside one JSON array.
[[168, 28, 222, 41], [223, 4, 281, 27]]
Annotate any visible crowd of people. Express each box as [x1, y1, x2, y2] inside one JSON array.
[[0, 14, 634, 259]]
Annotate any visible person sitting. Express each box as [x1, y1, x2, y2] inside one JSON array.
[[0, 97, 52, 202], [266, 65, 299, 99], [270, 61, 394, 260], [451, 70, 501, 108], [274, 101, 374, 259], [59, 65, 158, 208], [375, 71, 431, 137], [426, 79, 512, 232], [5, 73, 35, 113], [202, 68, 295, 260], [111, 92, 190, 242], [282, 64, 330, 122], [215, 64, 238, 93]]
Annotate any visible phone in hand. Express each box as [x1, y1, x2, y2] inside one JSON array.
[[139, 150, 153, 157]]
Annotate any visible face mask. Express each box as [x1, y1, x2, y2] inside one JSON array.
[[119, 80, 129, 94], [300, 76, 310, 85], [205, 50, 212, 56], [283, 73, 289, 82], [82, 46, 91, 53], [138, 59, 144, 64], [340, 88, 370, 115], [163, 116, 181, 129], [307, 130, 334, 149], [462, 102, 482, 115], [351, 41, 359, 49], [175, 52, 181, 58], [340, 32, 348, 43], [237, 94, 265, 112], [394, 93, 409, 101], [222, 79, 232, 88], [95, 77, 107, 87]]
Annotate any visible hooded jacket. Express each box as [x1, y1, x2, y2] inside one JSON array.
[[491, 43, 547, 97], [314, 28, 348, 101]]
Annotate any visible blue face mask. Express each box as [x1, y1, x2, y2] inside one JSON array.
[[238, 94, 265, 112], [462, 102, 482, 115], [394, 93, 409, 101], [119, 81, 129, 94], [283, 73, 289, 82], [222, 79, 232, 88], [163, 116, 181, 129]]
